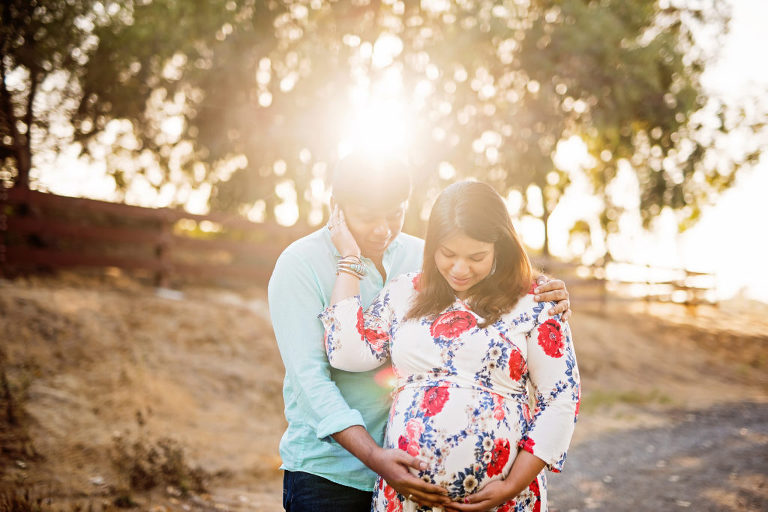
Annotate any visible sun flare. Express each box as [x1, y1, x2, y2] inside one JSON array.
[[337, 82, 414, 161]]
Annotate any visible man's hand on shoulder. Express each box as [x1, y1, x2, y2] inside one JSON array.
[[534, 276, 571, 321]]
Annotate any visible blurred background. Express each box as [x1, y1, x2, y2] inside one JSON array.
[[1, 0, 766, 511]]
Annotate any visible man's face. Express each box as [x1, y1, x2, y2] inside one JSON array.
[[340, 201, 408, 259]]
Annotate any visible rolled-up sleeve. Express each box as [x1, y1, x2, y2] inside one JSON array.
[[268, 250, 366, 439]]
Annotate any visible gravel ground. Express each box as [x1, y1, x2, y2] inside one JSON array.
[[548, 402, 768, 512]]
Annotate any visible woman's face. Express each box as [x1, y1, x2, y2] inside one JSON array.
[[434, 231, 495, 299]]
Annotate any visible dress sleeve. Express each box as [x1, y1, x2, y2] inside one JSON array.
[[268, 250, 367, 439], [518, 303, 581, 472], [318, 282, 396, 372]]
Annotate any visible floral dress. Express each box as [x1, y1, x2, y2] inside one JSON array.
[[320, 273, 580, 512]]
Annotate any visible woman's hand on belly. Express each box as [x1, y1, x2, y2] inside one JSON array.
[[442, 450, 546, 511], [369, 447, 453, 508], [442, 479, 512, 511]]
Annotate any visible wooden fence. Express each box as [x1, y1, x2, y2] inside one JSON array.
[[0, 187, 309, 287], [536, 257, 717, 307], [0, 187, 718, 303]]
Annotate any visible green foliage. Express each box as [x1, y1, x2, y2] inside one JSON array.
[[3, 0, 765, 256], [0, 0, 99, 187], [75, 0, 285, 204]]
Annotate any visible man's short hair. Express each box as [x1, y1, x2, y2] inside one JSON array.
[[331, 152, 412, 210]]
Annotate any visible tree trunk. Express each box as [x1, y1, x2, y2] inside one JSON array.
[[542, 208, 551, 258], [0, 52, 33, 190], [541, 182, 551, 258]]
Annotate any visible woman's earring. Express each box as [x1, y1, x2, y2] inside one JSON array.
[[490, 259, 497, 275]]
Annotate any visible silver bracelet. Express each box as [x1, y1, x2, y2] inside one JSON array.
[[337, 255, 366, 278]]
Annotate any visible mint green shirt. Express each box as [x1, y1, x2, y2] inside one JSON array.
[[267, 228, 424, 491]]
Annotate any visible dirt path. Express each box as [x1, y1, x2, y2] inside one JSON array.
[[548, 401, 768, 512]]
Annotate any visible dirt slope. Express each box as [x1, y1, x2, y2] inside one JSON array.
[[1, 274, 285, 508], [0, 274, 766, 511]]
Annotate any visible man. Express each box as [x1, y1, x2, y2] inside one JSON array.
[[268, 153, 571, 511]]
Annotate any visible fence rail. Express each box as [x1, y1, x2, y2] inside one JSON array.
[[0, 186, 309, 287], [1, 187, 718, 303], [536, 257, 717, 307]]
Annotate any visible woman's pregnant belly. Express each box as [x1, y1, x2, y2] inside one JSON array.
[[385, 384, 531, 499]]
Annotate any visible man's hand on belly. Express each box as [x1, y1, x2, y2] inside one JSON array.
[[369, 448, 453, 508]]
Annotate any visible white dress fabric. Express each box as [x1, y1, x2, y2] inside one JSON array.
[[320, 272, 580, 512]]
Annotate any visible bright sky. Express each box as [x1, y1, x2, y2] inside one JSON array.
[[637, 0, 768, 302], [507, 0, 768, 303], [32, 0, 768, 302]]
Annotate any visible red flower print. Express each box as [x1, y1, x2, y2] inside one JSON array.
[[412, 273, 422, 290], [518, 437, 535, 454], [486, 438, 511, 477], [420, 386, 450, 417], [430, 310, 477, 340], [492, 394, 505, 421], [508, 348, 527, 380], [364, 327, 388, 352], [383, 482, 402, 512], [355, 307, 387, 352], [405, 418, 425, 440], [383, 482, 397, 500], [529, 478, 541, 512], [356, 307, 365, 336], [497, 500, 516, 512], [402, 418, 424, 456], [537, 319, 565, 358]]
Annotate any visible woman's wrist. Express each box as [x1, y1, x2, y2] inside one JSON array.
[[500, 450, 546, 500], [500, 473, 527, 501], [337, 254, 366, 279]]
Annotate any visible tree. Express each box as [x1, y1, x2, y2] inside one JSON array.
[[518, 1, 763, 256], [0, 0, 98, 189], [74, 0, 286, 209], [6, 0, 764, 257]]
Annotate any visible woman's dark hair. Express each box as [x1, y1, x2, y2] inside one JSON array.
[[406, 181, 534, 327]]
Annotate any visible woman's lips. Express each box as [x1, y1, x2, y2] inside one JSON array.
[[450, 275, 471, 286]]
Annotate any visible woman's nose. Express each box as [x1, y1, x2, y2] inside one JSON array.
[[452, 260, 469, 274]]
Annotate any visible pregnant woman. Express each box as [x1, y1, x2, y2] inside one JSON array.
[[320, 181, 580, 512]]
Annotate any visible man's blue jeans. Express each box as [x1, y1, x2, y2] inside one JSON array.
[[282, 470, 373, 512]]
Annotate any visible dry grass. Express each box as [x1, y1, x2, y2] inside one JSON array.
[[0, 271, 766, 510]]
